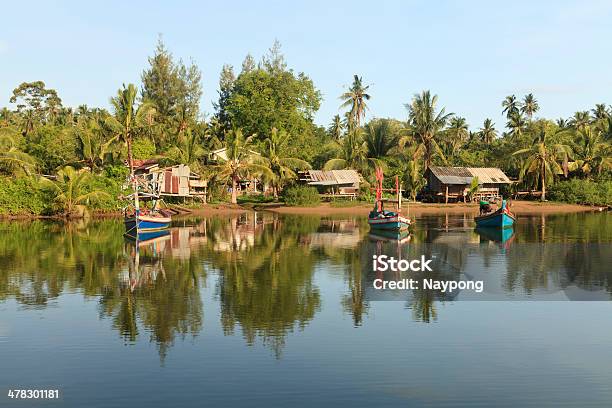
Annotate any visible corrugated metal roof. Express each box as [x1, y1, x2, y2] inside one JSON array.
[[306, 170, 361, 186], [467, 167, 511, 184], [429, 166, 473, 185], [429, 166, 511, 185]]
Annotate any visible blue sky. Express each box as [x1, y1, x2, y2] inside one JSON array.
[[2, 0, 611, 130]]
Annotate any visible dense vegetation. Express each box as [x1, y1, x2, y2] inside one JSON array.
[[0, 39, 610, 216]]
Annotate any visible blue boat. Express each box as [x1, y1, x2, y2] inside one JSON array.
[[368, 168, 411, 232], [124, 213, 171, 235], [475, 200, 515, 228]]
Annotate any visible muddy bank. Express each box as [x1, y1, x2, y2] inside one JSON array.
[[262, 201, 601, 216]]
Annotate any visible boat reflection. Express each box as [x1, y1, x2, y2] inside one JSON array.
[[474, 226, 516, 244]]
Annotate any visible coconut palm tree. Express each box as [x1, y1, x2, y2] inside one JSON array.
[[502, 95, 519, 119], [479, 118, 497, 144], [521, 93, 539, 120], [105, 84, 156, 172], [556, 118, 568, 129], [363, 118, 401, 158], [324, 128, 377, 175], [165, 128, 207, 169], [444, 116, 469, 155], [591, 104, 610, 123], [39, 166, 110, 217], [328, 114, 344, 140], [401, 90, 452, 171], [513, 127, 572, 201], [402, 158, 426, 201], [569, 111, 590, 132], [506, 112, 527, 139], [215, 128, 273, 204], [260, 127, 311, 199], [0, 127, 37, 175], [568, 125, 611, 178], [75, 116, 117, 171], [340, 75, 371, 129]]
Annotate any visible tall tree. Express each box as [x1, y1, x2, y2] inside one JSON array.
[[506, 112, 527, 139], [141, 38, 202, 143], [502, 95, 519, 119], [340, 75, 371, 129], [213, 64, 236, 134], [513, 127, 572, 201], [215, 128, 272, 204], [479, 118, 497, 144], [260, 128, 311, 198], [10, 81, 62, 134], [521, 93, 539, 120], [328, 114, 344, 140], [444, 116, 469, 154], [363, 118, 401, 158], [105, 84, 156, 172], [568, 125, 611, 178], [569, 111, 590, 132], [401, 90, 452, 171]]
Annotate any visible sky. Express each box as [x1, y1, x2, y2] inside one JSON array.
[[2, 0, 612, 130]]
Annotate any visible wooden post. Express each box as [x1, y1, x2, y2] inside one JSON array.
[[445, 185, 449, 204], [395, 175, 401, 212]]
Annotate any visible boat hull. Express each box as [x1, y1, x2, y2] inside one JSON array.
[[475, 211, 515, 228], [124, 214, 171, 233], [368, 215, 411, 231]]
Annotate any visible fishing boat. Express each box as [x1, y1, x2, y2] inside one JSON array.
[[475, 200, 515, 228], [368, 168, 411, 232], [123, 143, 171, 238]]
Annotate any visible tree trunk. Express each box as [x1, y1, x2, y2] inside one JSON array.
[[126, 135, 134, 174], [541, 161, 546, 201], [231, 176, 238, 204]]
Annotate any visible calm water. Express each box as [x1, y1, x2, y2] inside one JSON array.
[[1, 212, 611, 407]]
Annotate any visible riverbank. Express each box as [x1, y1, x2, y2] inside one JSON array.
[[0, 200, 604, 220], [260, 201, 604, 216]]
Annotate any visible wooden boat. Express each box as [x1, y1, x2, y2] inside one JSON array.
[[124, 214, 171, 234], [475, 200, 515, 228], [368, 168, 411, 232], [123, 141, 171, 238]]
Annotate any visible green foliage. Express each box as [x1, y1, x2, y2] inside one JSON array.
[[0, 176, 52, 215], [548, 179, 612, 206], [282, 185, 320, 206], [131, 137, 157, 159], [26, 125, 78, 173]]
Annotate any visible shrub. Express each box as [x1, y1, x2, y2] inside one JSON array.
[[0, 176, 53, 215], [282, 185, 320, 206], [549, 179, 612, 206]]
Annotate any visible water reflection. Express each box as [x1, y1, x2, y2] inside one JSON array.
[[0, 211, 610, 360]]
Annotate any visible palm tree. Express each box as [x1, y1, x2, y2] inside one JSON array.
[[260, 128, 311, 199], [363, 118, 401, 158], [402, 158, 426, 201], [401, 90, 452, 171], [479, 118, 497, 144], [166, 128, 206, 169], [569, 111, 590, 132], [215, 128, 273, 204], [568, 125, 611, 178], [340, 75, 371, 129], [591, 104, 609, 123], [105, 84, 156, 172], [502, 95, 519, 119], [324, 128, 377, 175], [75, 116, 117, 171], [506, 112, 527, 139], [556, 118, 568, 129], [39, 166, 110, 217], [512, 127, 572, 201], [521, 93, 539, 120], [0, 127, 37, 175], [328, 114, 344, 140], [444, 116, 469, 155]]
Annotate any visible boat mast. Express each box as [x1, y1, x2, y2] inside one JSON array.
[[128, 137, 140, 222]]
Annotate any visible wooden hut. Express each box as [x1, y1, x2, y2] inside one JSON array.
[[424, 166, 512, 203], [130, 160, 207, 200], [299, 170, 362, 200]]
